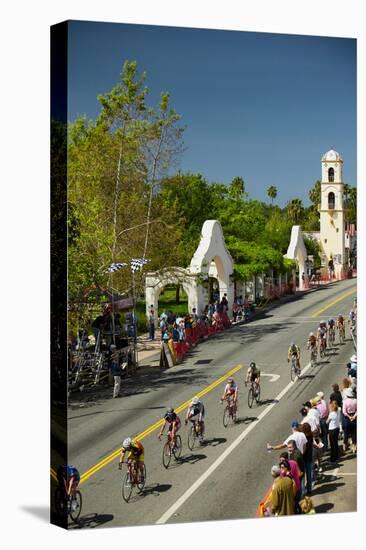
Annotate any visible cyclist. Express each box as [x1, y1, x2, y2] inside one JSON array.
[[307, 332, 317, 355], [158, 407, 181, 448], [336, 313, 345, 334], [220, 377, 238, 416], [328, 318, 336, 343], [185, 396, 205, 442], [118, 437, 145, 482], [245, 361, 261, 395], [56, 464, 80, 511], [317, 321, 327, 352], [287, 342, 301, 372]]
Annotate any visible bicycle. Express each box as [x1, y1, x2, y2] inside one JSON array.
[[121, 460, 146, 503], [246, 380, 261, 408], [221, 396, 238, 427], [161, 433, 182, 468], [187, 418, 204, 450], [55, 485, 82, 524], [328, 328, 335, 348], [319, 339, 326, 359], [309, 346, 317, 367], [290, 355, 301, 381], [338, 324, 345, 344]]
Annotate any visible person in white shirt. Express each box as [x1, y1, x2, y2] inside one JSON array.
[[326, 401, 341, 463], [267, 421, 307, 455]]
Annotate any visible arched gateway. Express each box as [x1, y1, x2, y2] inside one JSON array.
[[145, 220, 235, 317], [285, 225, 308, 290]]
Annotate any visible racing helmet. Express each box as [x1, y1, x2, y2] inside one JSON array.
[[122, 437, 132, 449], [249, 361, 256, 368], [309, 332, 314, 337], [227, 377, 234, 384], [192, 396, 199, 405]]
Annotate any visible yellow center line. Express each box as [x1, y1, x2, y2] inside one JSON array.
[[311, 287, 356, 318], [79, 363, 244, 485]]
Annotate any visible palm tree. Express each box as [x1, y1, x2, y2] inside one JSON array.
[[286, 198, 305, 224], [267, 185, 278, 205]]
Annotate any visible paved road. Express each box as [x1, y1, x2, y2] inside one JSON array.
[[65, 278, 356, 528]]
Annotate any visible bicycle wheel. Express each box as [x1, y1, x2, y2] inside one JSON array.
[[223, 405, 230, 427], [162, 441, 172, 469], [187, 425, 197, 451], [290, 362, 296, 382], [69, 491, 82, 523], [172, 435, 182, 460], [247, 388, 254, 408], [255, 385, 261, 404], [54, 487, 66, 517], [137, 464, 146, 492], [122, 471, 134, 503]]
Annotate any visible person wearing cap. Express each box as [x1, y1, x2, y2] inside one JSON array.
[[342, 387, 357, 453], [316, 391, 329, 451], [267, 420, 307, 454], [270, 463, 295, 516], [279, 453, 301, 513]]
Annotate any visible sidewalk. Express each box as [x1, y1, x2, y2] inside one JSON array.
[[311, 447, 357, 514]]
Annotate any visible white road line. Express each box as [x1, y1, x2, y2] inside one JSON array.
[[156, 360, 313, 524]]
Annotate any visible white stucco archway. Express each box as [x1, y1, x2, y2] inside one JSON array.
[[145, 220, 235, 317], [285, 226, 308, 290]]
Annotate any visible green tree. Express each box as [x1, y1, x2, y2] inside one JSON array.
[[308, 180, 321, 209], [229, 176, 246, 199], [286, 198, 305, 224], [267, 185, 278, 205]]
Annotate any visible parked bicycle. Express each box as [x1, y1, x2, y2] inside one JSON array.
[[121, 460, 146, 503], [221, 395, 238, 427], [161, 433, 182, 468], [246, 380, 261, 408]]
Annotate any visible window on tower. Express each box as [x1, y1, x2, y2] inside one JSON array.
[[328, 167, 334, 182], [328, 192, 335, 210]]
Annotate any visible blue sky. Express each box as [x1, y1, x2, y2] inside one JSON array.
[[68, 21, 356, 207]]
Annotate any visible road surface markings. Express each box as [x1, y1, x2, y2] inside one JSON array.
[[79, 363, 245, 485], [311, 287, 356, 318], [261, 373, 280, 382], [155, 360, 313, 524]]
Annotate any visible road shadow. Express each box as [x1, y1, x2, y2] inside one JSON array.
[[71, 513, 114, 529], [315, 502, 334, 513], [176, 453, 207, 465], [140, 483, 172, 498], [235, 416, 258, 425], [259, 398, 278, 406], [201, 437, 227, 447], [311, 482, 345, 495]]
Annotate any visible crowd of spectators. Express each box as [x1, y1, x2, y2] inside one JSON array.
[[148, 293, 231, 342], [261, 354, 357, 517]]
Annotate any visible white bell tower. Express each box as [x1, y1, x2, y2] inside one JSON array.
[[319, 149, 345, 277]]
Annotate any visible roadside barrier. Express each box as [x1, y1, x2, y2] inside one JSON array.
[[172, 312, 231, 364]]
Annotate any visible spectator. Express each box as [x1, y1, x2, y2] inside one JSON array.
[[267, 420, 307, 454], [91, 314, 105, 346], [316, 391, 329, 451], [300, 400, 320, 436], [330, 382, 343, 437], [326, 401, 341, 464], [148, 309, 156, 341], [286, 440, 305, 497], [221, 293, 229, 312], [342, 387, 357, 453], [299, 496, 316, 515], [110, 345, 122, 398], [192, 308, 199, 324], [300, 423, 314, 496], [270, 464, 295, 516], [279, 453, 301, 513], [172, 323, 180, 343]]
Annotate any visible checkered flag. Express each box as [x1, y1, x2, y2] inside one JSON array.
[[130, 258, 150, 272], [106, 262, 127, 273]]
